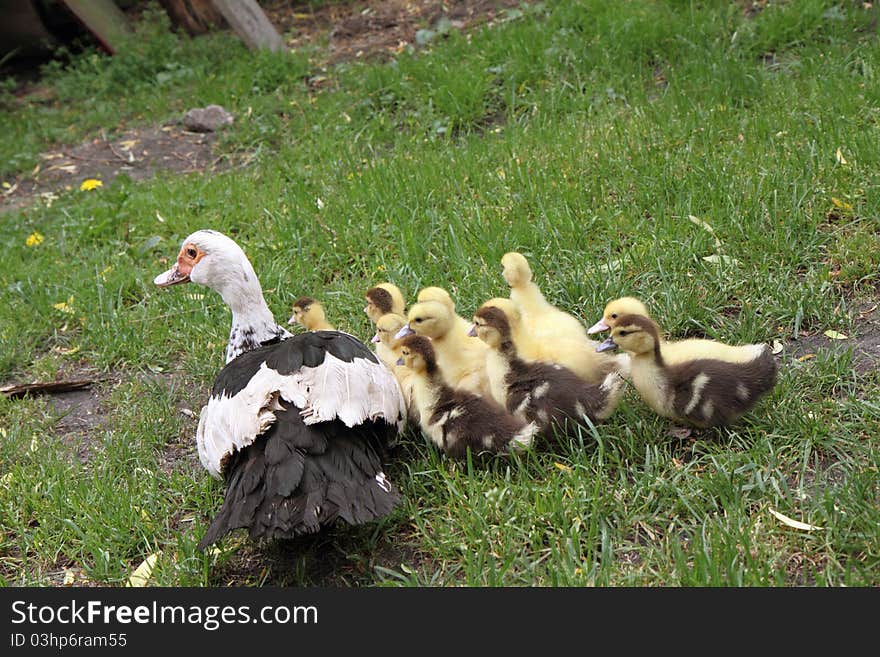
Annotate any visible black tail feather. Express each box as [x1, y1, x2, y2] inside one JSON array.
[[197, 406, 399, 550]]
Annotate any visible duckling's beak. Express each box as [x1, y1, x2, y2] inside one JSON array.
[[596, 337, 618, 352], [154, 264, 190, 288], [467, 323, 477, 337], [287, 315, 296, 325], [371, 332, 381, 343], [396, 357, 404, 366], [587, 318, 610, 334], [394, 324, 415, 340]]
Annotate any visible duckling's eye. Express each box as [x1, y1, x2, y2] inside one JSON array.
[[414, 318, 423, 324], [611, 313, 618, 319], [618, 330, 628, 337]]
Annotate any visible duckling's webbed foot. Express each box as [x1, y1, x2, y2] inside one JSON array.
[[667, 425, 693, 440]]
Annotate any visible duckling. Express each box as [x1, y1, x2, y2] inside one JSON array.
[[471, 305, 625, 438], [478, 297, 629, 385], [590, 296, 761, 365], [416, 286, 473, 337], [371, 312, 419, 423], [587, 296, 650, 334], [396, 300, 491, 397], [398, 334, 537, 459], [596, 313, 777, 429], [364, 283, 406, 325], [288, 296, 335, 331], [501, 251, 588, 342]]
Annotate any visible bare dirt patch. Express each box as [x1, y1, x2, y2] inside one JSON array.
[[1, 125, 225, 214]]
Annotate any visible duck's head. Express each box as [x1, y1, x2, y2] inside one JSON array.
[[365, 282, 405, 324], [501, 252, 532, 288], [397, 334, 437, 374], [596, 314, 659, 356], [588, 296, 650, 334], [154, 230, 261, 304], [416, 286, 457, 312], [288, 296, 326, 328], [373, 312, 407, 346], [470, 304, 513, 349], [395, 300, 452, 340]]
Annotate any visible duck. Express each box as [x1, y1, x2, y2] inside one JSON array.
[[395, 300, 491, 396], [478, 297, 629, 385], [364, 282, 406, 326], [590, 296, 762, 364], [416, 286, 472, 337], [587, 296, 650, 334], [596, 312, 777, 429], [397, 334, 537, 459], [371, 312, 419, 423], [501, 251, 588, 342], [471, 303, 625, 438], [288, 296, 335, 331], [154, 229, 406, 548]]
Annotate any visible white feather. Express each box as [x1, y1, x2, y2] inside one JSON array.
[[196, 353, 405, 478]]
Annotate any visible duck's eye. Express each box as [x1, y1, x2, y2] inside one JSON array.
[[611, 313, 618, 319], [186, 247, 197, 259], [415, 318, 423, 324], [618, 330, 628, 337]]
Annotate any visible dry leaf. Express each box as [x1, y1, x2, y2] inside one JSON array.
[[0, 472, 11, 487], [126, 552, 161, 587], [118, 139, 138, 150], [63, 569, 76, 586], [553, 462, 573, 472], [53, 296, 76, 314], [797, 353, 815, 362], [823, 330, 848, 340], [831, 197, 853, 211], [702, 254, 739, 265], [835, 147, 847, 165], [771, 340, 784, 355], [688, 214, 723, 249], [769, 507, 822, 531]]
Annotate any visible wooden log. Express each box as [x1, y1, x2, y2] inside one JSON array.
[[209, 0, 286, 52], [157, 0, 226, 36], [1, 379, 96, 400]]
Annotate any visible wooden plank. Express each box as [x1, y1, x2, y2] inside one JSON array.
[[157, 0, 225, 36], [58, 0, 131, 54], [210, 0, 285, 52]]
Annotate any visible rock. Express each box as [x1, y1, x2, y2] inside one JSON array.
[[182, 105, 234, 132]]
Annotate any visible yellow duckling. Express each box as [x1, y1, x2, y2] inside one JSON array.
[[416, 286, 472, 337], [371, 312, 418, 423], [501, 251, 588, 342], [287, 296, 335, 331], [398, 334, 537, 459], [364, 282, 406, 326], [596, 313, 777, 429], [587, 296, 650, 334], [395, 300, 491, 397], [479, 297, 629, 385]]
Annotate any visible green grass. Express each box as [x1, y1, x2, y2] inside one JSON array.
[[1, 0, 878, 586]]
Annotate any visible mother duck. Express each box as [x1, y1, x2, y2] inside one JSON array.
[[155, 230, 406, 549]]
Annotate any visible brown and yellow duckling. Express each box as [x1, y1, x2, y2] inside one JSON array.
[[471, 304, 625, 438], [596, 313, 777, 429], [397, 334, 537, 459], [288, 296, 335, 331], [364, 282, 406, 326], [587, 296, 650, 334]]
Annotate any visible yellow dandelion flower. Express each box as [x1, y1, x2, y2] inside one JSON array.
[[80, 179, 103, 191], [25, 231, 44, 247], [53, 295, 76, 314]]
